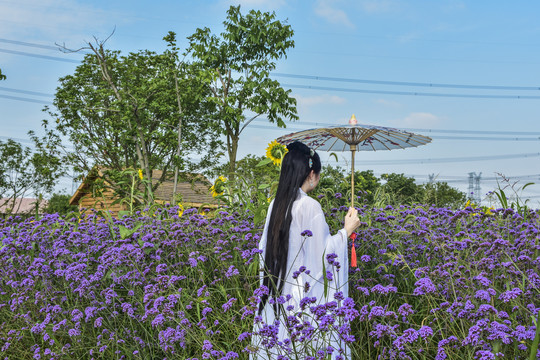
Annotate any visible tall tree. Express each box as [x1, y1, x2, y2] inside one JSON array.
[[187, 5, 298, 177], [50, 37, 221, 203], [0, 130, 65, 213]]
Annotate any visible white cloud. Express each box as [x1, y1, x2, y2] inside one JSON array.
[[314, 0, 354, 29], [0, 0, 116, 43], [294, 94, 347, 108], [390, 112, 442, 128]]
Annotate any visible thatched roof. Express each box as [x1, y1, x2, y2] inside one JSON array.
[[150, 170, 217, 205], [69, 167, 217, 207]]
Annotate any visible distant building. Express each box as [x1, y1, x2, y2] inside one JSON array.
[[0, 197, 48, 216], [69, 167, 217, 216]]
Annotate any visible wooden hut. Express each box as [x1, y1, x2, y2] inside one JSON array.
[[69, 167, 217, 215]]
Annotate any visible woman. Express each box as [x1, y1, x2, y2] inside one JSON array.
[[251, 141, 360, 360]]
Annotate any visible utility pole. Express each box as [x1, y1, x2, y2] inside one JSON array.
[[468, 172, 482, 204]]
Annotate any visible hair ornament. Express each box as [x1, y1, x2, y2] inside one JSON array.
[[308, 148, 314, 168]]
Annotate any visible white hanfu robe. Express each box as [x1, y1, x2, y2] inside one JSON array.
[[250, 188, 350, 360]]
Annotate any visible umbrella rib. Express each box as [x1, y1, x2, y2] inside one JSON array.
[[385, 132, 427, 146], [357, 129, 380, 144], [328, 136, 341, 151], [382, 131, 431, 145], [373, 134, 393, 150], [374, 132, 405, 149]]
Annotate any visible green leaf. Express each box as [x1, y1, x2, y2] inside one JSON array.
[[256, 158, 273, 167], [119, 223, 143, 240]]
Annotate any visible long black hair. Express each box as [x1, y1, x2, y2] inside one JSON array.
[[259, 141, 321, 316]]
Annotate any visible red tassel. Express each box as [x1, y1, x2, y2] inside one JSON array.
[[350, 232, 357, 268]]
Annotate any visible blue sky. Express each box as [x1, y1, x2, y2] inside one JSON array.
[[1, 0, 540, 205]]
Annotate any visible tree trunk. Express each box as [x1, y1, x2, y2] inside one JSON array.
[[228, 133, 239, 183], [89, 42, 149, 203], [134, 110, 153, 204], [172, 71, 183, 203]]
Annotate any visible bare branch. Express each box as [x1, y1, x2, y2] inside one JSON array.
[[239, 113, 262, 135]]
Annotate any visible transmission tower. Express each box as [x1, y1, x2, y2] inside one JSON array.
[[474, 172, 482, 204], [468, 172, 482, 203], [468, 172, 474, 200]]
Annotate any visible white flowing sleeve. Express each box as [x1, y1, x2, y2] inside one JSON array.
[[302, 201, 348, 298], [258, 202, 273, 286]]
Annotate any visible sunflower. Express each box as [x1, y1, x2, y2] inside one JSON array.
[[266, 140, 288, 166], [138, 169, 144, 180], [178, 203, 184, 217], [210, 175, 227, 198]]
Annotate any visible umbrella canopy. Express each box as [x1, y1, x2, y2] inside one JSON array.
[[276, 115, 432, 206]]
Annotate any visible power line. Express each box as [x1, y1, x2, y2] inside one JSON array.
[[0, 94, 51, 105], [430, 135, 540, 141], [4, 39, 540, 99], [0, 48, 80, 63], [1, 95, 538, 141], [398, 127, 540, 136], [0, 38, 60, 51], [249, 123, 540, 141], [335, 153, 540, 165], [272, 73, 540, 91], [256, 118, 540, 136], [0, 86, 54, 98], [404, 173, 540, 181], [281, 83, 540, 100]]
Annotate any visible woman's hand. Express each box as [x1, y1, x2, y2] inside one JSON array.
[[344, 207, 361, 237]]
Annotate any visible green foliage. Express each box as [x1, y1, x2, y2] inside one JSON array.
[[489, 173, 534, 219], [421, 181, 467, 208], [45, 193, 78, 215], [49, 36, 221, 204], [311, 166, 465, 209], [212, 154, 280, 196], [211, 154, 281, 224], [216, 159, 466, 225], [0, 132, 65, 207], [0, 68, 5, 80], [314, 167, 381, 205], [187, 5, 298, 176], [380, 173, 421, 205]]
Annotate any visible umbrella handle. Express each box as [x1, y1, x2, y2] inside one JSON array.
[[350, 145, 356, 208]]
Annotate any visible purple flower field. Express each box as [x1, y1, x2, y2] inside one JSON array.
[[0, 204, 539, 359]]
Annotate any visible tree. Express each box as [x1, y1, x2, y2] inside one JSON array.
[[0, 131, 65, 213], [314, 166, 381, 205], [187, 5, 298, 178], [45, 193, 78, 215], [421, 181, 466, 208], [0, 68, 5, 80], [380, 173, 421, 205], [50, 36, 221, 204]]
